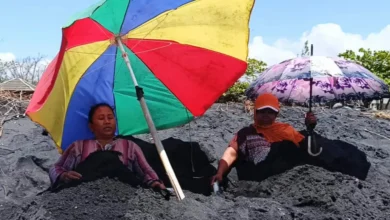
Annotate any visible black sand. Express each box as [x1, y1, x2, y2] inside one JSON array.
[[0, 104, 389, 219]]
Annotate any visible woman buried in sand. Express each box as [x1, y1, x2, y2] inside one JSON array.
[[211, 93, 317, 185], [49, 103, 166, 191]]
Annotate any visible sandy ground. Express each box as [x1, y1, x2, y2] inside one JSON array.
[[0, 104, 389, 220]]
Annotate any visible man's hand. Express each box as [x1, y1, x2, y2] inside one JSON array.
[[60, 171, 82, 183], [305, 112, 317, 129]]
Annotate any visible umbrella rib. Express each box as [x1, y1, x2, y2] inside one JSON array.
[[326, 76, 338, 103], [67, 51, 117, 56], [85, 59, 117, 77], [95, 22, 113, 39], [276, 61, 294, 103], [63, 52, 117, 85], [358, 77, 380, 99], [118, 1, 131, 33], [128, 14, 170, 52], [343, 77, 360, 102], [125, 41, 207, 110], [285, 79, 296, 104], [133, 41, 176, 55]]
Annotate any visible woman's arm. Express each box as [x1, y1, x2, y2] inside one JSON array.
[[216, 147, 238, 176], [216, 135, 239, 177], [48, 142, 79, 187], [129, 141, 161, 187]]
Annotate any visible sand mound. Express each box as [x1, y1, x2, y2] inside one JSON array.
[[0, 104, 390, 219]]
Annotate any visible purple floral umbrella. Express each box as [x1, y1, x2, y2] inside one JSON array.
[[246, 55, 389, 156], [246, 56, 389, 105]]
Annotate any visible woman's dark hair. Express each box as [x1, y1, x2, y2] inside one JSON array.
[[88, 103, 114, 123]]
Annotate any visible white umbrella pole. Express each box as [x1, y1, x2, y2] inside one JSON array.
[[308, 44, 322, 157], [116, 38, 185, 200]]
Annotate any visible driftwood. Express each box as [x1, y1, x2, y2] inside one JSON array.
[[244, 99, 254, 114], [374, 111, 390, 120], [0, 90, 30, 137]]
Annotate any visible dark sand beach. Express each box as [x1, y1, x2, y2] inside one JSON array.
[[0, 104, 389, 219]]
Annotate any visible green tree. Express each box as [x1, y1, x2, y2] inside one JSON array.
[[218, 58, 267, 103], [218, 81, 250, 103], [301, 40, 310, 57], [339, 48, 390, 109], [245, 58, 267, 80], [338, 48, 390, 86]]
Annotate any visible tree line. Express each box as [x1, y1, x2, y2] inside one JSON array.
[[0, 54, 48, 85], [1, 44, 389, 103]]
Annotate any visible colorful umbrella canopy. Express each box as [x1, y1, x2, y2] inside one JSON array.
[[246, 56, 390, 104], [26, 0, 255, 152]]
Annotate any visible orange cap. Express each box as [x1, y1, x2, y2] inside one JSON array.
[[254, 93, 280, 112]]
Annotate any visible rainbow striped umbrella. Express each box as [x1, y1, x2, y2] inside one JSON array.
[[26, 0, 255, 199]]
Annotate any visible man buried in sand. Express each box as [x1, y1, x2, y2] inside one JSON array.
[[211, 93, 317, 185], [49, 103, 166, 191]]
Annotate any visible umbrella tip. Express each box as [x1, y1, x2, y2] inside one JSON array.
[[110, 34, 127, 46], [310, 44, 314, 56]]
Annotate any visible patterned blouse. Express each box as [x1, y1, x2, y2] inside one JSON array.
[[49, 138, 160, 187], [228, 133, 271, 165], [228, 125, 304, 165]]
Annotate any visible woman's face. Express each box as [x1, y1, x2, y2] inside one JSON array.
[[89, 106, 117, 139], [255, 108, 278, 126]]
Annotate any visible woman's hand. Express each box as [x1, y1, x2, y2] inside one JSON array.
[[60, 171, 82, 183], [151, 181, 166, 190], [305, 112, 317, 128], [210, 173, 223, 185]]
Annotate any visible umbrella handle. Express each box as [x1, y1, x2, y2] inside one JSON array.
[[307, 134, 322, 156]]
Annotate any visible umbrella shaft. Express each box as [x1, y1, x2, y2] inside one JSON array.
[[138, 95, 185, 200], [116, 37, 139, 86], [116, 37, 185, 200], [309, 77, 313, 111], [309, 44, 313, 112]]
